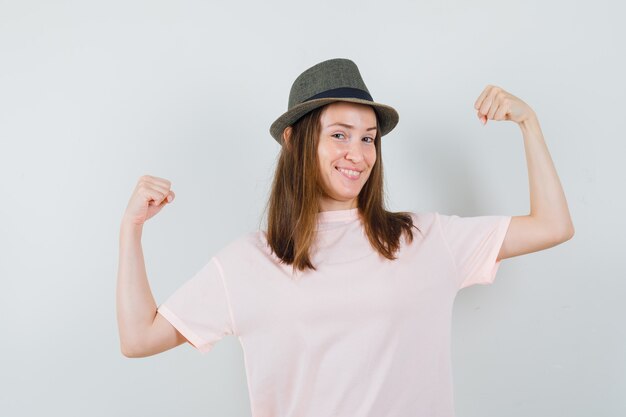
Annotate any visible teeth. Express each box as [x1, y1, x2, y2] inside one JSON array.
[[337, 167, 360, 177]]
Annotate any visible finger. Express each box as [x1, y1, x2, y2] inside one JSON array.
[[141, 189, 167, 206], [140, 174, 172, 189], [138, 183, 169, 205], [150, 183, 171, 198], [157, 191, 174, 204], [474, 85, 492, 111], [478, 87, 499, 118], [137, 177, 170, 196], [154, 189, 174, 205], [487, 94, 502, 120], [494, 101, 509, 120], [140, 183, 170, 203]]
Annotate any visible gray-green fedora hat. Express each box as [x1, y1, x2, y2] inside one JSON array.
[[269, 58, 399, 145]]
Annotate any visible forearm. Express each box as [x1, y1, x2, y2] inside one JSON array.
[[519, 113, 575, 237], [116, 219, 158, 354]]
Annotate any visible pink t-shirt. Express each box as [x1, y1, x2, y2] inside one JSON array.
[[157, 208, 511, 417]]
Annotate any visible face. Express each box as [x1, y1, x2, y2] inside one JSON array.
[[316, 101, 378, 211]]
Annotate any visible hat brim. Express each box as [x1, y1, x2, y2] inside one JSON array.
[[269, 97, 399, 145]]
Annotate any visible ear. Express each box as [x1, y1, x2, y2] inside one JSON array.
[[282, 126, 293, 147]]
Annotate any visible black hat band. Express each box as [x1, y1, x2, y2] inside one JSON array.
[[302, 87, 373, 103]]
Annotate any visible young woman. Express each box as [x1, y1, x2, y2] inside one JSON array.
[[116, 58, 574, 416]]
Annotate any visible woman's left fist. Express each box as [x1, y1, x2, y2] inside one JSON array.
[[474, 85, 535, 125]]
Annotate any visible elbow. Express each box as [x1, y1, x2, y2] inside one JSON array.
[[563, 221, 575, 241], [120, 341, 145, 358], [555, 225, 575, 243], [121, 348, 136, 358], [549, 216, 575, 243], [120, 344, 136, 358]]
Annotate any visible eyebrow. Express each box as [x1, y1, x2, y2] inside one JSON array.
[[326, 122, 377, 131]]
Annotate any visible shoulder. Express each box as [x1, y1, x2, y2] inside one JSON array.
[[404, 210, 438, 231], [388, 210, 440, 246], [212, 230, 272, 263]]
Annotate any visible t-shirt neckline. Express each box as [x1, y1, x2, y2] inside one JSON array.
[[316, 207, 360, 224]]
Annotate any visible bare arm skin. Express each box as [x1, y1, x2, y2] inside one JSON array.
[[116, 175, 189, 358], [473, 85, 575, 261], [497, 115, 575, 261]]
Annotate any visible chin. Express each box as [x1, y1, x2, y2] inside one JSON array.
[[332, 189, 362, 200]]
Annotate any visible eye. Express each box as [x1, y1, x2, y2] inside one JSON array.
[[331, 133, 375, 143]]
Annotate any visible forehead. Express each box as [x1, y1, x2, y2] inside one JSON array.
[[320, 102, 377, 126]]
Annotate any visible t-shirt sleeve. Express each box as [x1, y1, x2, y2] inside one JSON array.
[[157, 257, 235, 354], [436, 212, 512, 290]]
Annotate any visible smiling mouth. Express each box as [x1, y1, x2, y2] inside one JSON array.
[[336, 166, 361, 180]]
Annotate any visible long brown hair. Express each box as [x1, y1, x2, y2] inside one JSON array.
[[264, 103, 421, 273]]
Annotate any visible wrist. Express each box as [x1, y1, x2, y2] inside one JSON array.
[[518, 111, 540, 133], [120, 216, 144, 234]]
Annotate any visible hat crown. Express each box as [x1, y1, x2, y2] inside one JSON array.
[[269, 57, 399, 145], [287, 58, 372, 109]]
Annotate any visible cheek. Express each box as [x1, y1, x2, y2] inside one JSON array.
[[318, 143, 342, 165], [366, 148, 377, 166]]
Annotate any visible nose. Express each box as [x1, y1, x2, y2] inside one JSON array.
[[345, 139, 364, 163]]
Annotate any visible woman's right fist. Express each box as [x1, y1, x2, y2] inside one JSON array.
[[122, 175, 176, 226]]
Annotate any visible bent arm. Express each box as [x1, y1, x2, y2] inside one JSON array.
[[522, 114, 574, 237], [116, 219, 187, 357], [497, 114, 575, 261]]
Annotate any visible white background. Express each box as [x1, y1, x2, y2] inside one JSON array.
[[1, 0, 624, 416]]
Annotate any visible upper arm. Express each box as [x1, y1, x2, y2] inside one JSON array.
[[123, 312, 189, 358], [497, 215, 574, 261]]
